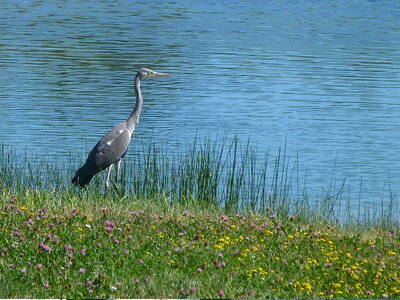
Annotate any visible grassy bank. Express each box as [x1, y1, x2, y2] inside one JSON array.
[[0, 189, 399, 298], [0, 139, 399, 298]]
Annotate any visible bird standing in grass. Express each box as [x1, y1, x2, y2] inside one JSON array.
[[72, 68, 169, 192]]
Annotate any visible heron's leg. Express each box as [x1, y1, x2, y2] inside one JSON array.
[[105, 164, 113, 194], [114, 160, 121, 187]]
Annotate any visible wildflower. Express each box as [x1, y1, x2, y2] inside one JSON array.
[[217, 289, 225, 297], [387, 250, 396, 256], [2, 247, 8, 256], [111, 286, 117, 292], [123, 250, 129, 255], [182, 210, 190, 217], [197, 268, 203, 273], [65, 244, 73, 251], [189, 287, 197, 294], [215, 262, 223, 269], [79, 268, 86, 274], [383, 293, 389, 298], [44, 282, 50, 289], [20, 268, 27, 274], [39, 242, 51, 253], [138, 259, 144, 265], [37, 264, 43, 270], [80, 249, 86, 255], [326, 262, 333, 268], [87, 280, 94, 286]]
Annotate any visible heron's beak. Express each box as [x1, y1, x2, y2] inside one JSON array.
[[154, 71, 170, 77]]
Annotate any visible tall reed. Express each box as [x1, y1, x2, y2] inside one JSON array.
[[0, 136, 398, 227]]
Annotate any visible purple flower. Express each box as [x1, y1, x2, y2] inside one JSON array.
[[105, 220, 115, 228], [87, 280, 94, 286], [217, 289, 225, 297], [197, 268, 203, 273], [39, 242, 51, 253], [138, 259, 144, 265], [182, 210, 190, 217], [79, 268, 86, 274], [20, 267, 27, 274], [44, 282, 49, 289], [189, 287, 197, 294], [123, 250, 129, 255], [2, 247, 8, 255], [50, 223, 55, 229], [215, 262, 223, 269], [80, 249, 87, 255], [114, 239, 119, 244], [46, 233, 52, 239], [326, 262, 332, 268], [131, 210, 139, 216], [37, 263, 43, 270], [65, 244, 73, 251]]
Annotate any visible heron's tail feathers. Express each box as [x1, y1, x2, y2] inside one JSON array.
[[72, 167, 94, 187]]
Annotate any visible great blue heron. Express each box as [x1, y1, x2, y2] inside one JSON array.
[[72, 68, 169, 192]]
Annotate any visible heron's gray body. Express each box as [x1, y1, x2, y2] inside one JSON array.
[[72, 122, 133, 186], [72, 68, 168, 190]]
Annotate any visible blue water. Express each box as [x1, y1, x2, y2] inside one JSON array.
[[1, 1, 400, 212]]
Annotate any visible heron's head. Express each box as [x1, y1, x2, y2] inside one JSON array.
[[137, 68, 169, 79]]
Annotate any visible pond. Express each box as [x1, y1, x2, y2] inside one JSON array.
[[1, 1, 400, 214]]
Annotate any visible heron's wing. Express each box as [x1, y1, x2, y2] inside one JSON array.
[[86, 122, 132, 172]]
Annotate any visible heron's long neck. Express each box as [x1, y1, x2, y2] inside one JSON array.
[[127, 74, 143, 132]]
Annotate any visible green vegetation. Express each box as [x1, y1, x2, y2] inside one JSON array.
[[0, 139, 399, 298]]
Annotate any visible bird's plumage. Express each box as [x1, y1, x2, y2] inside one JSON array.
[[72, 122, 132, 186], [72, 68, 169, 189]]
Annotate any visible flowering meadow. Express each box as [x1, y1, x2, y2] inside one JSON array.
[[0, 189, 399, 298]]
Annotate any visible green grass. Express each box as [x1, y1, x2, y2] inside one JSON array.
[[0, 190, 399, 298], [0, 138, 399, 298]]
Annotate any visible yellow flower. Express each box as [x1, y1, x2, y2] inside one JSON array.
[[214, 244, 223, 250], [387, 250, 396, 256]]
